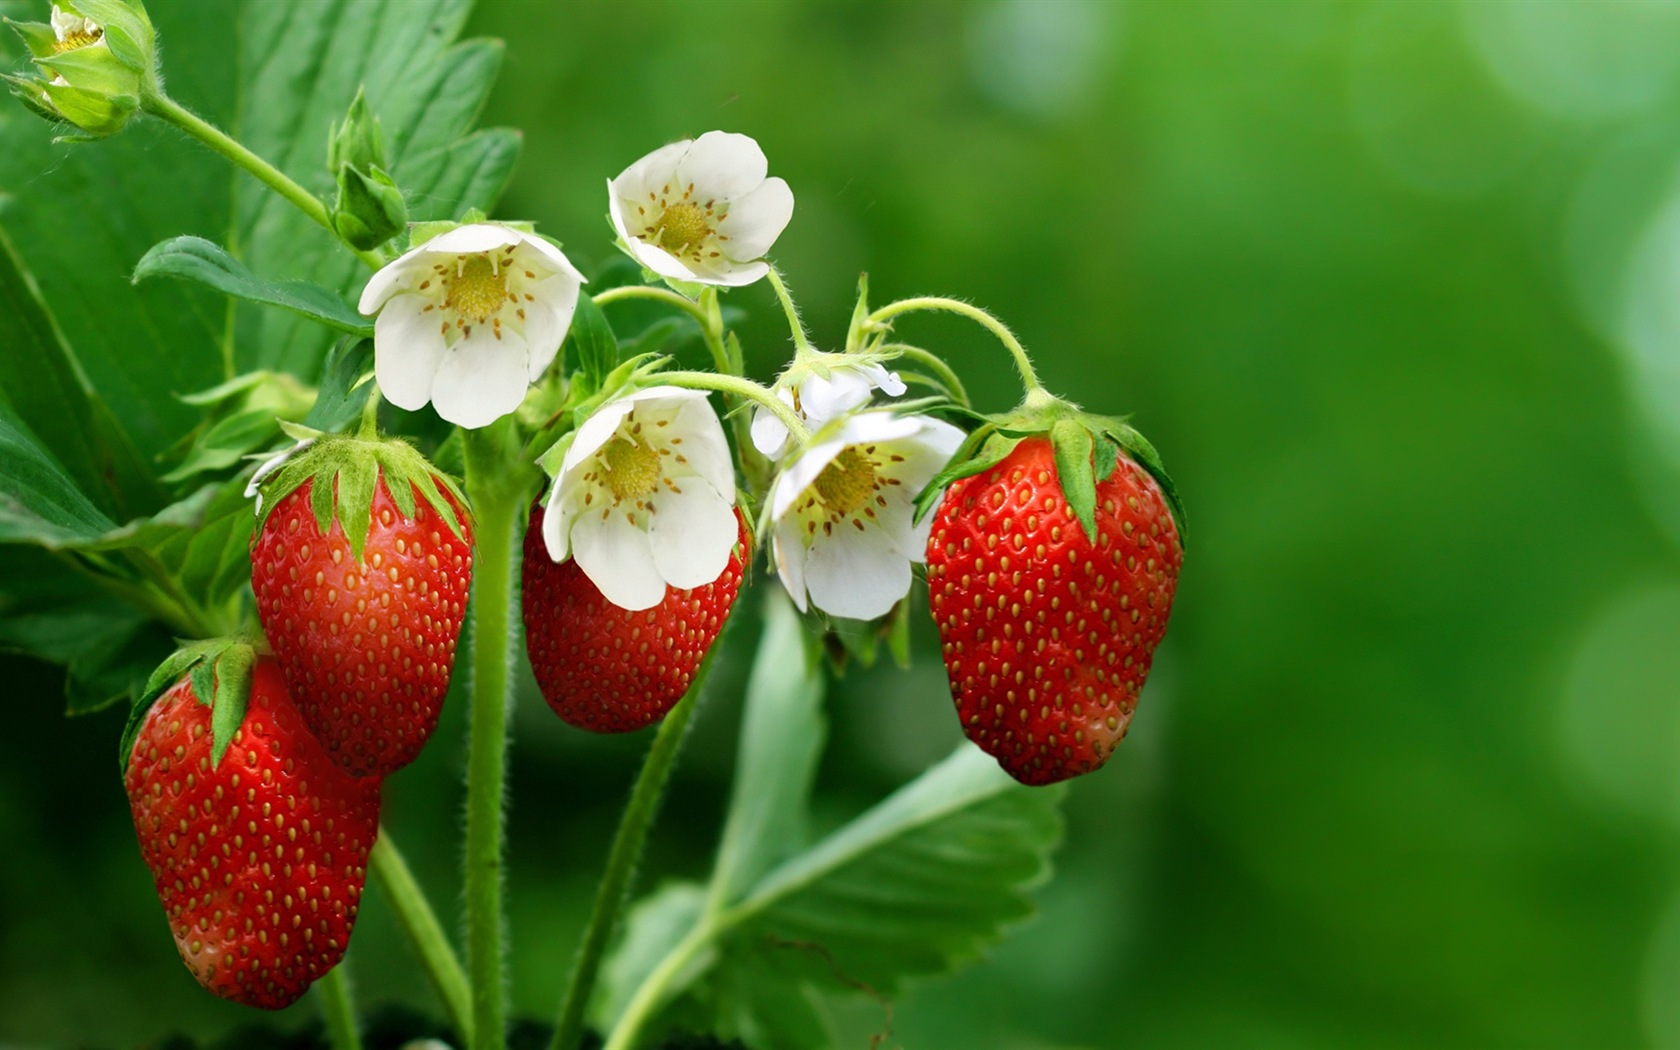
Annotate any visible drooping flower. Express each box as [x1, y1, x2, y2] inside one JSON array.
[[750, 355, 907, 459], [358, 223, 584, 429], [769, 411, 964, 621], [542, 386, 739, 611], [608, 131, 793, 288]]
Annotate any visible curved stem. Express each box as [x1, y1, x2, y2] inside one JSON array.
[[591, 285, 710, 329], [460, 418, 533, 1050], [370, 830, 473, 1044], [144, 91, 386, 271], [659, 370, 810, 444], [549, 683, 706, 1050], [867, 297, 1043, 395], [316, 966, 364, 1050], [881, 343, 971, 408], [766, 266, 814, 355]]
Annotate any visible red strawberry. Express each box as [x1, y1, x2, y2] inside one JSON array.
[[251, 438, 473, 777], [927, 436, 1182, 785], [522, 503, 749, 733], [123, 651, 381, 1009]]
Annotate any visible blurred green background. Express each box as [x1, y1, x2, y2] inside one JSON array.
[[8, 0, 1680, 1046]]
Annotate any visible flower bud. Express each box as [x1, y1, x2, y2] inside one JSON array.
[[332, 163, 409, 251], [5, 1, 157, 140], [326, 88, 387, 175]]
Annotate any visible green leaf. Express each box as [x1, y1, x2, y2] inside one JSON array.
[[302, 338, 375, 434], [725, 745, 1064, 992], [133, 236, 374, 337], [232, 1, 521, 379], [158, 408, 282, 483], [0, 226, 160, 519], [0, 0, 241, 477], [596, 881, 709, 1027], [568, 293, 621, 393], [1051, 418, 1098, 543], [0, 401, 117, 547], [911, 425, 1015, 525], [708, 592, 828, 908], [63, 617, 173, 716]]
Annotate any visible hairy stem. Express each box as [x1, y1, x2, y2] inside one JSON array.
[[549, 681, 707, 1050], [658, 370, 809, 444], [868, 297, 1043, 396], [881, 343, 972, 408], [591, 284, 710, 329], [461, 419, 535, 1050], [766, 266, 814, 355], [143, 92, 385, 270], [370, 830, 473, 1044], [316, 966, 364, 1050]]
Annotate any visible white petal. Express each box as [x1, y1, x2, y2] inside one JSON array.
[[750, 389, 796, 457], [513, 232, 586, 282], [425, 222, 523, 255], [429, 327, 530, 429], [374, 297, 448, 411], [717, 177, 793, 261], [799, 371, 874, 427], [678, 131, 768, 202], [665, 393, 736, 498], [359, 248, 431, 314], [770, 437, 847, 520], [689, 258, 769, 288], [607, 177, 640, 251], [562, 397, 638, 474], [521, 273, 580, 381], [614, 139, 693, 198], [861, 362, 907, 397], [623, 234, 704, 283], [831, 410, 924, 448], [771, 521, 810, 613], [542, 482, 573, 563], [649, 483, 737, 590], [803, 523, 912, 621], [571, 510, 668, 611]]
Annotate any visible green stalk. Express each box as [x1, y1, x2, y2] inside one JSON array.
[[143, 91, 385, 270], [370, 830, 474, 1044], [548, 679, 707, 1050], [316, 966, 365, 1050], [601, 918, 718, 1050], [461, 418, 536, 1050], [867, 296, 1045, 398], [657, 370, 809, 444]]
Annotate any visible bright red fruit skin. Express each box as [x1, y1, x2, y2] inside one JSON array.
[[522, 504, 748, 733], [123, 660, 381, 1009], [252, 475, 473, 776], [927, 437, 1182, 785]]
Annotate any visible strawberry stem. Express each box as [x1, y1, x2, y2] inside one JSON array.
[[766, 265, 816, 357], [315, 966, 364, 1050], [866, 296, 1045, 399], [660, 370, 812, 444], [548, 678, 707, 1050], [370, 831, 473, 1044], [460, 417, 537, 1050]]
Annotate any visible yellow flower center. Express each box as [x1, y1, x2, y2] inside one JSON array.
[[656, 202, 712, 254], [443, 255, 508, 325], [52, 24, 102, 52], [812, 448, 877, 518], [601, 436, 662, 502]]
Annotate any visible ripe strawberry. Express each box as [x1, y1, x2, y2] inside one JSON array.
[[122, 648, 381, 1009], [927, 435, 1182, 785], [522, 503, 749, 733], [250, 437, 473, 777]]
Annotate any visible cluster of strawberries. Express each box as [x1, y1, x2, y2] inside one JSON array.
[[120, 414, 1178, 1010]]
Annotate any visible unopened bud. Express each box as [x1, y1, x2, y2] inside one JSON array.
[[5, 0, 157, 139], [333, 164, 408, 251], [326, 87, 387, 175]]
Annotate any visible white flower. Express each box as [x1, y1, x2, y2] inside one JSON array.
[[750, 357, 907, 459], [358, 223, 585, 429], [542, 386, 738, 611], [769, 411, 964, 621], [608, 131, 794, 288]]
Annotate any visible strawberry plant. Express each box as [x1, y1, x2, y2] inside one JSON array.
[[0, 1, 1182, 1046]]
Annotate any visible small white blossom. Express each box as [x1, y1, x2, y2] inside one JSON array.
[[750, 357, 907, 459], [358, 223, 584, 429], [608, 131, 794, 288], [769, 411, 963, 621], [543, 386, 738, 611]]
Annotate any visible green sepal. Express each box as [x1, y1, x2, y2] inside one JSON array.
[[252, 433, 471, 563], [208, 645, 254, 768], [333, 163, 408, 251], [1083, 414, 1187, 546], [1050, 419, 1099, 543], [7, 19, 58, 59], [119, 637, 239, 774], [911, 424, 1021, 525], [408, 220, 456, 248], [843, 272, 872, 353], [536, 429, 577, 482], [326, 87, 387, 176]]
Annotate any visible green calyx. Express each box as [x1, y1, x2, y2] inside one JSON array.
[[252, 431, 471, 564], [912, 392, 1187, 548], [118, 638, 256, 775], [6, 0, 158, 139]]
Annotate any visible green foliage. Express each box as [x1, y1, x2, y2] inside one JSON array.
[[133, 236, 374, 338]]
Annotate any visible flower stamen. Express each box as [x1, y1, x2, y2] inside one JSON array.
[[812, 448, 879, 519], [653, 202, 713, 255], [600, 432, 663, 503], [443, 255, 508, 325]]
